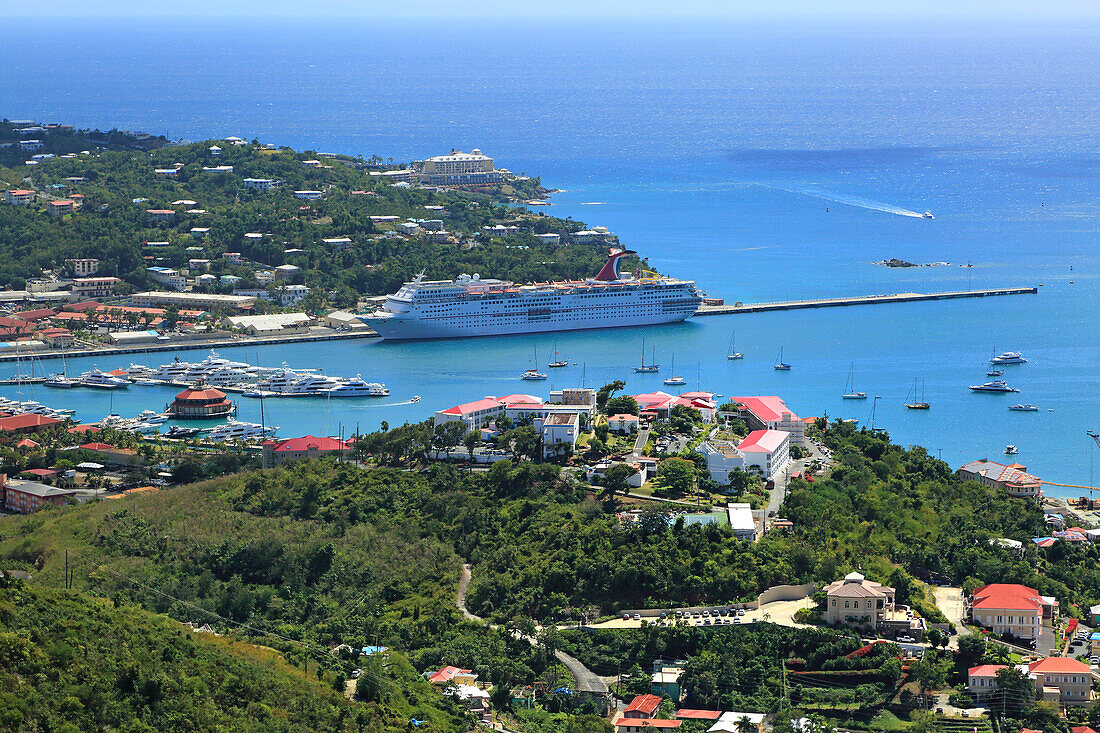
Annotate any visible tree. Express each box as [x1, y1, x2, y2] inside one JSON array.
[[924, 628, 942, 648], [432, 421, 467, 451], [909, 652, 950, 706], [605, 395, 639, 416], [596, 380, 625, 409], [354, 655, 385, 703], [956, 633, 986, 670], [568, 714, 613, 733], [990, 666, 1034, 716], [668, 405, 700, 433], [502, 426, 540, 463], [600, 463, 635, 505], [656, 457, 695, 496], [789, 443, 805, 459], [594, 423, 610, 443], [463, 431, 479, 462]]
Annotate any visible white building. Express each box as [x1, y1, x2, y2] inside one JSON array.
[[64, 258, 99, 276], [322, 237, 352, 250], [187, 258, 211, 271], [242, 178, 277, 191], [722, 396, 806, 447], [276, 284, 310, 306], [420, 148, 504, 185], [537, 412, 579, 458], [293, 190, 322, 200], [274, 264, 300, 280], [434, 398, 506, 431], [222, 313, 312, 335], [535, 233, 561, 245], [726, 503, 757, 541], [71, 277, 122, 299], [147, 267, 187, 291], [697, 429, 790, 484], [131, 291, 254, 311], [190, 227, 210, 239], [5, 189, 35, 206], [19, 139, 43, 151]]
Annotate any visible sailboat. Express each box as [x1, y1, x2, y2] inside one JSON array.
[[522, 344, 547, 381], [773, 347, 791, 371], [905, 378, 930, 409], [547, 340, 570, 368], [726, 332, 743, 360], [663, 353, 685, 385], [842, 363, 867, 399], [633, 338, 660, 373]]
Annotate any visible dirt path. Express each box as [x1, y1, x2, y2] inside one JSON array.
[[457, 563, 482, 622]]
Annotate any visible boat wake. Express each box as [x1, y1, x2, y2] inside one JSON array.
[[579, 201, 606, 205], [759, 184, 926, 218]]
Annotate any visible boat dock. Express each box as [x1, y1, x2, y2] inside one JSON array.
[[0, 329, 380, 364], [0, 377, 45, 385], [696, 287, 1038, 316]]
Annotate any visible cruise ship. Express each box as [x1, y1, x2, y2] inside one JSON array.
[[364, 249, 704, 339]]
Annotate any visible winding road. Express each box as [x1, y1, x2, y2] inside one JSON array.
[[456, 562, 608, 694]]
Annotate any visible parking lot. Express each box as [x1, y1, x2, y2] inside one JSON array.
[[584, 596, 815, 630]]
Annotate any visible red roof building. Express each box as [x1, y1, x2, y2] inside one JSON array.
[[165, 385, 235, 419], [15, 438, 39, 450], [624, 694, 663, 719], [616, 722, 682, 732], [68, 424, 101, 434], [675, 710, 722, 720], [958, 460, 1042, 499], [970, 583, 1053, 641], [0, 413, 62, 433], [12, 308, 56, 322], [0, 317, 32, 338], [434, 397, 506, 431], [19, 468, 58, 478], [262, 435, 352, 468]]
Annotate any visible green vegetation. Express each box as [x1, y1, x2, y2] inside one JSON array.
[[0, 576, 463, 732], [0, 123, 639, 304]]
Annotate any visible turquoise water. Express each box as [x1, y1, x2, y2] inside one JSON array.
[[2, 19, 1099, 491]]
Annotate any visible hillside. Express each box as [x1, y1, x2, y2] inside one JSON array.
[[0, 577, 465, 732], [0, 120, 628, 306]]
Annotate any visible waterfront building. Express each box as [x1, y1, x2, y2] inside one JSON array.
[[957, 460, 1042, 499], [166, 384, 235, 419], [64, 258, 99, 276], [131, 291, 254, 311], [5, 189, 35, 205], [221, 312, 312, 335], [71, 277, 122, 299]]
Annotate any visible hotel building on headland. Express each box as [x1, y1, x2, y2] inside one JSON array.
[[419, 149, 505, 185]]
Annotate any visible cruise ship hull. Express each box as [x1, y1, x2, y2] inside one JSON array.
[[365, 310, 696, 340]]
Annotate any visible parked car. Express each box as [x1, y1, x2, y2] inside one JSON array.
[[897, 635, 916, 643], [633, 613, 641, 620], [1090, 656, 1099, 665]]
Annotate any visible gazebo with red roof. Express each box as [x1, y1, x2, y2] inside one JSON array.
[[165, 384, 235, 418]]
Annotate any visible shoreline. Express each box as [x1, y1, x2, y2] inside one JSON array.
[[0, 329, 379, 364]]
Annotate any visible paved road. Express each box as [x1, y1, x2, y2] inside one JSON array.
[[456, 562, 607, 694], [632, 427, 650, 458], [554, 649, 608, 693], [931, 586, 968, 649], [765, 439, 829, 518]]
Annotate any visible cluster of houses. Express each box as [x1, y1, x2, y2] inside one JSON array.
[[968, 656, 1094, 707], [615, 690, 768, 733]]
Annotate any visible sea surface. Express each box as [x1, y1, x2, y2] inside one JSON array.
[[2, 18, 1099, 493]]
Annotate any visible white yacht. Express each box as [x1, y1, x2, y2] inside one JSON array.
[[969, 380, 1020, 393], [292, 373, 343, 394], [149, 359, 194, 380], [79, 367, 129, 389], [990, 351, 1027, 365], [44, 373, 77, 388], [251, 366, 305, 394], [206, 420, 278, 442], [122, 421, 162, 435], [136, 409, 169, 424], [522, 369, 548, 381], [325, 376, 389, 397], [1009, 404, 1039, 412]]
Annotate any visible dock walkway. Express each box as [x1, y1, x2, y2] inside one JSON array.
[[696, 287, 1037, 316]]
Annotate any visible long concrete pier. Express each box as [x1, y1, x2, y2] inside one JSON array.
[[695, 286, 1037, 316]]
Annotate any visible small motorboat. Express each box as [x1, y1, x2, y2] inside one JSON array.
[[922, 211, 934, 219], [522, 370, 547, 381], [410, 395, 421, 403], [986, 369, 1003, 377], [1009, 404, 1039, 412], [1005, 444, 1018, 455]]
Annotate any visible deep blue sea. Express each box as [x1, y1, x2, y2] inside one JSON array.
[[2, 18, 1099, 493]]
